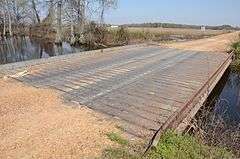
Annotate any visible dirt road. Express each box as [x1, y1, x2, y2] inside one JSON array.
[[165, 31, 240, 52], [0, 79, 116, 159]]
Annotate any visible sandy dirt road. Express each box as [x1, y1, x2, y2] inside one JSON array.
[[165, 31, 240, 52], [0, 78, 116, 159]]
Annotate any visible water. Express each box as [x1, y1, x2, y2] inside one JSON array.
[[206, 69, 240, 126], [0, 36, 85, 65]]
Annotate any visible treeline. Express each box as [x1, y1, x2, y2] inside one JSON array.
[[124, 23, 240, 30], [0, 0, 117, 45]]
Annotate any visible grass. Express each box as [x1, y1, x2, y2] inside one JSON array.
[[231, 59, 240, 72], [102, 131, 234, 159], [106, 27, 230, 45], [102, 148, 139, 159], [230, 36, 240, 71], [106, 132, 129, 146], [127, 27, 229, 37], [231, 41, 240, 58], [146, 131, 234, 159]]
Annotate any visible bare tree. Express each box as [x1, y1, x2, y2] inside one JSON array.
[[98, 0, 117, 25], [0, 0, 7, 36], [3, 12, 6, 36], [0, 0, 118, 42], [67, 0, 86, 34], [31, 0, 40, 23], [4, 0, 13, 36]]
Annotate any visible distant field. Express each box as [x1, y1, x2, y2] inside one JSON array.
[[106, 27, 233, 45], [122, 27, 232, 43], [128, 27, 231, 37]]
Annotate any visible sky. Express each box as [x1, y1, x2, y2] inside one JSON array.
[[105, 0, 240, 26]]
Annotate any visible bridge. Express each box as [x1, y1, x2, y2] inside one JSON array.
[[0, 44, 232, 146]]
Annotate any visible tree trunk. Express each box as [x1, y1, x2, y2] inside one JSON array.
[[47, 0, 55, 24], [55, 0, 62, 44], [7, 9, 12, 36], [3, 10, 6, 36], [31, 0, 40, 23], [100, 0, 105, 26], [70, 23, 75, 45], [8, 13, 12, 37], [5, 0, 12, 37], [76, 0, 85, 35], [70, 7, 75, 45]]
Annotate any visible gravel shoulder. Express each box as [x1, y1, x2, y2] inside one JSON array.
[[0, 78, 116, 159]]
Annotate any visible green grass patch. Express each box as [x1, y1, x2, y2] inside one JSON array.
[[230, 39, 240, 71], [106, 132, 129, 146], [102, 131, 234, 159], [231, 59, 240, 72], [231, 41, 240, 59], [146, 131, 234, 159], [102, 148, 140, 159]]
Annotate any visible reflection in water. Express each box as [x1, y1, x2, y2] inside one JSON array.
[[0, 36, 84, 65], [206, 69, 240, 126]]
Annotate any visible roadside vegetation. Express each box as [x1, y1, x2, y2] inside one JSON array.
[[106, 27, 230, 46], [230, 34, 240, 71], [101, 131, 234, 159], [125, 23, 239, 31]]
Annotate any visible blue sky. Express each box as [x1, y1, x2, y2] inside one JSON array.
[[105, 0, 240, 26]]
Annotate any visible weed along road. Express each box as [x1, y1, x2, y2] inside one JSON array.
[[0, 44, 232, 142]]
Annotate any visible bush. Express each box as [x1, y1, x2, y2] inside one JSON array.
[[84, 22, 108, 49], [115, 27, 130, 45]]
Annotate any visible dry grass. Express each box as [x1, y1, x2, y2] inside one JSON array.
[[128, 27, 230, 37], [107, 27, 232, 45], [193, 101, 240, 157]]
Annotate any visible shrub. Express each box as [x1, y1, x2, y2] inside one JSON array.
[[115, 27, 130, 45]]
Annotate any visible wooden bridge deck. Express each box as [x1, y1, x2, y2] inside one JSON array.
[[0, 44, 232, 141]]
